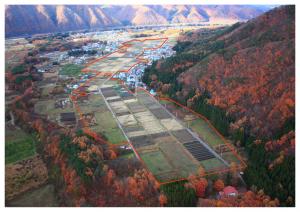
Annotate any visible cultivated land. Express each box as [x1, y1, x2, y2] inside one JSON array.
[[5, 126, 36, 164], [69, 36, 245, 183], [10, 28, 245, 186], [159, 99, 245, 168]]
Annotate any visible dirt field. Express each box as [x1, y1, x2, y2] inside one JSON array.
[[5, 155, 48, 201]]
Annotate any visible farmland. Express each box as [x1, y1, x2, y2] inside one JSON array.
[[5, 127, 36, 164], [65, 36, 244, 183], [59, 64, 83, 76], [158, 98, 245, 169], [99, 77, 229, 182]]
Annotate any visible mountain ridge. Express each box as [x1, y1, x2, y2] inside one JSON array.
[[5, 5, 272, 37]]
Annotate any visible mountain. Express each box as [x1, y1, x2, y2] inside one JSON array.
[[142, 6, 295, 205], [142, 5, 295, 139], [5, 5, 272, 37]]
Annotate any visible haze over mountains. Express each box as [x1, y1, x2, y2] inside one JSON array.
[[5, 5, 272, 37]]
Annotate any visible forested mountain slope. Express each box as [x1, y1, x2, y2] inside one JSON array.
[[142, 5, 295, 206], [143, 5, 295, 140]]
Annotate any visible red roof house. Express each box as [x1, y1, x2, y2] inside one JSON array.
[[219, 186, 238, 197]]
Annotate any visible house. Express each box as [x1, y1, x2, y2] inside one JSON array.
[[219, 186, 238, 197]]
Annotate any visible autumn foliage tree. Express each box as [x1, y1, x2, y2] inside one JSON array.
[[185, 174, 208, 198], [159, 194, 168, 206], [199, 189, 280, 207], [213, 179, 225, 192]]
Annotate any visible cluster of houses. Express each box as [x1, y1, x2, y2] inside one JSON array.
[[65, 73, 96, 91], [114, 43, 175, 90], [143, 44, 175, 65]]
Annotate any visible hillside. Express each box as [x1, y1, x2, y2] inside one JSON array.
[[143, 5, 295, 140], [142, 5, 295, 205], [5, 5, 271, 37]]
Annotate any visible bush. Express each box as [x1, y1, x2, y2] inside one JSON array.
[[11, 64, 26, 75]]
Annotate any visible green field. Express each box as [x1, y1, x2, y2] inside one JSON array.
[[119, 151, 135, 159], [221, 152, 242, 164], [188, 119, 223, 147], [91, 111, 126, 144], [59, 64, 83, 76], [5, 128, 36, 164], [199, 158, 227, 171], [141, 151, 173, 175]]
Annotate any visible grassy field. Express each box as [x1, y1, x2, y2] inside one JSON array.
[[59, 64, 83, 76], [188, 119, 223, 147], [119, 151, 135, 159], [40, 84, 56, 97], [92, 111, 126, 144], [34, 99, 75, 120], [5, 128, 36, 164], [140, 151, 173, 175], [158, 140, 199, 178], [199, 158, 227, 171], [221, 152, 243, 165], [6, 184, 58, 207]]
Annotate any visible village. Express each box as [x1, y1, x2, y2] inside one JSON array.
[[5, 23, 248, 207]]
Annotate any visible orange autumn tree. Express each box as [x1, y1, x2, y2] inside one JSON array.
[[159, 194, 168, 206], [195, 178, 208, 198], [200, 190, 280, 207], [213, 179, 225, 192], [185, 174, 208, 198], [126, 169, 159, 202]]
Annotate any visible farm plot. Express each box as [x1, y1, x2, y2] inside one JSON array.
[[199, 158, 228, 171], [171, 129, 196, 144], [34, 98, 76, 123], [5, 127, 36, 164], [92, 38, 233, 182], [149, 107, 172, 119], [101, 83, 227, 182], [158, 140, 200, 178], [158, 98, 245, 168], [183, 141, 215, 161], [90, 110, 126, 145], [160, 118, 184, 131], [140, 150, 174, 179], [134, 111, 166, 135], [76, 93, 107, 114], [87, 56, 136, 73], [126, 101, 147, 113]]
